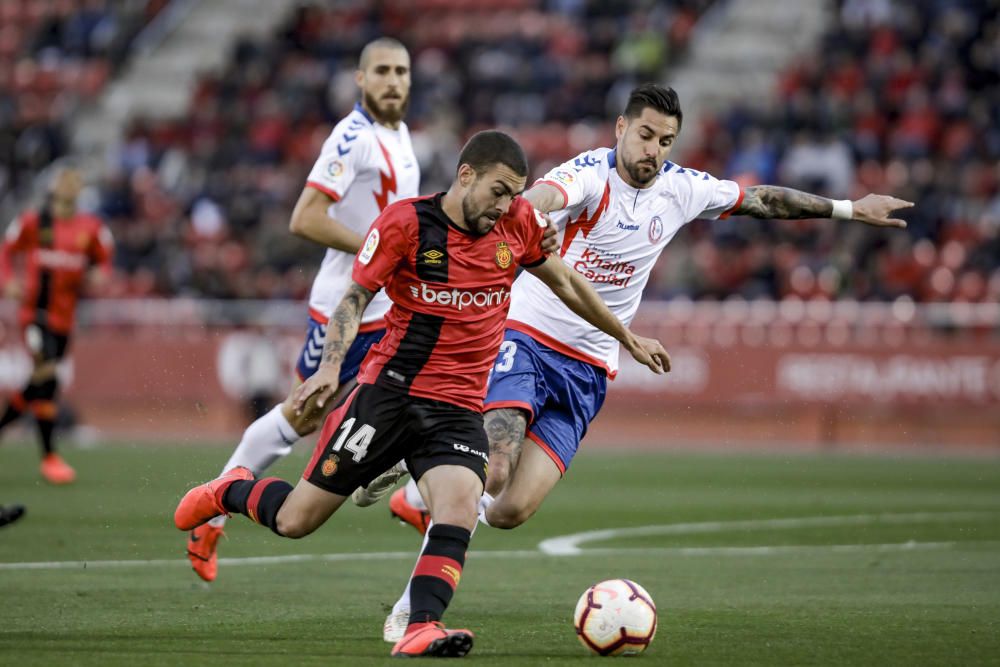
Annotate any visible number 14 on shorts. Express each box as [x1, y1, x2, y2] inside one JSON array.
[[331, 417, 376, 462]]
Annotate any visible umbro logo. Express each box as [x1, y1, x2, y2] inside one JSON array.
[[422, 248, 445, 265]]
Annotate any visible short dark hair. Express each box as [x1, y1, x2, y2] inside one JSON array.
[[456, 130, 528, 177], [358, 37, 408, 70], [624, 84, 683, 129]]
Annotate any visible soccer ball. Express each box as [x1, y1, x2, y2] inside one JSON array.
[[573, 579, 657, 656]]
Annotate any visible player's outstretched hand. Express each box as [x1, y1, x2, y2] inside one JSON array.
[[625, 335, 671, 375], [291, 365, 340, 415], [852, 194, 914, 228], [534, 209, 560, 255]]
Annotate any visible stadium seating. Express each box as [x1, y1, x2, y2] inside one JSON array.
[[0, 0, 167, 209]]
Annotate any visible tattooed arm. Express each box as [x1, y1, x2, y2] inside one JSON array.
[[737, 186, 913, 228], [291, 281, 375, 413], [483, 408, 528, 496]]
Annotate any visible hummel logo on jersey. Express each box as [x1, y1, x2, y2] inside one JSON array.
[[616, 221, 641, 232], [410, 282, 510, 311]]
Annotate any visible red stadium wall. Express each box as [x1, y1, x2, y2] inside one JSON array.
[[0, 301, 997, 450]]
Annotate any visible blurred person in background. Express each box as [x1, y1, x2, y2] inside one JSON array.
[[182, 37, 422, 583], [0, 165, 113, 484]]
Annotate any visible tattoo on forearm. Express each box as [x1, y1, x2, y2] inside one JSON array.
[[485, 408, 527, 471], [321, 282, 374, 365], [737, 185, 834, 220]]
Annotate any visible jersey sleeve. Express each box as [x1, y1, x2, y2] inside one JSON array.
[[534, 152, 605, 209], [0, 213, 35, 282], [675, 167, 743, 221], [305, 124, 372, 202], [352, 202, 413, 292], [516, 200, 549, 268]]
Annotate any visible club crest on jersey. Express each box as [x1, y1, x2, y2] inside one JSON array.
[[648, 216, 663, 243], [326, 159, 345, 179], [321, 453, 340, 477], [359, 229, 379, 265], [495, 241, 512, 269]]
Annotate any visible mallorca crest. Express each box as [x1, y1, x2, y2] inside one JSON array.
[[495, 241, 513, 269], [321, 453, 340, 477]]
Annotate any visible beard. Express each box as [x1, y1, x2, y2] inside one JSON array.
[[363, 90, 409, 125], [461, 192, 499, 236], [623, 156, 660, 187]]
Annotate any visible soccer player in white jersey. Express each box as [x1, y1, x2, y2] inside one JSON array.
[[361, 83, 914, 641], [184, 37, 421, 582]]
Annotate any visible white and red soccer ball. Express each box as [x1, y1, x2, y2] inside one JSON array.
[[573, 579, 657, 656]]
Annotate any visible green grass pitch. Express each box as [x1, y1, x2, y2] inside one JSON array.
[[1, 442, 998, 665]]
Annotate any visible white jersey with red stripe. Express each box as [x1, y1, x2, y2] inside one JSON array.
[[507, 147, 742, 376], [304, 103, 420, 326]]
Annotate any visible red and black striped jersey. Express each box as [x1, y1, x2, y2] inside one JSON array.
[[353, 193, 547, 412], [1, 209, 113, 335]]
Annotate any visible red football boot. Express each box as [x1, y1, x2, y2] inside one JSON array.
[[174, 467, 253, 531], [389, 488, 430, 535], [391, 621, 474, 657]]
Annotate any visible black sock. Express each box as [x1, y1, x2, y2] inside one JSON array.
[[407, 524, 471, 627], [36, 419, 55, 455], [28, 378, 58, 456], [222, 477, 293, 536], [0, 402, 23, 431]]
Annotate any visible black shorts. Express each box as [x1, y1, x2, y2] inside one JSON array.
[[303, 383, 489, 496], [24, 324, 69, 362]]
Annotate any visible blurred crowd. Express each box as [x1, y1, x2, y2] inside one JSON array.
[[3, 0, 998, 306], [98, 0, 710, 300], [0, 0, 167, 207], [659, 0, 1000, 304]]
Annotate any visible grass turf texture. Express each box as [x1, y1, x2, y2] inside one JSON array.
[[1, 443, 998, 665]]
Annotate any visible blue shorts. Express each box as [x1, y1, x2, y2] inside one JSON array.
[[484, 329, 607, 474], [295, 316, 385, 384]]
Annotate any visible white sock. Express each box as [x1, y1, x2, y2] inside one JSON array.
[[404, 478, 426, 511], [222, 404, 299, 475], [477, 492, 495, 528]]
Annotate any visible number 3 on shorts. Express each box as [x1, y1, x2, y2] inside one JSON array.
[[494, 340, 517, 373], [330, 417, 376, 462]]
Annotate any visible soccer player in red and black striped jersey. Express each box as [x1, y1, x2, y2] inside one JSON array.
[[173, 131, 669, 658], [0, 167, 113, 484]]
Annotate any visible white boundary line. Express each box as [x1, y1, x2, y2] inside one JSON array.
[[0, 511, 995, 572], [537, 511, 996, 555]]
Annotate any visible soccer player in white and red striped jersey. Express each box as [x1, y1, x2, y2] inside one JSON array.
[[183, 37, 420, 582], [370, 83, 914, 641]]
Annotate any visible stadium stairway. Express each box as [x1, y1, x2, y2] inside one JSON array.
[[71, 0, 294, 160], [669, 0, 831, 160]]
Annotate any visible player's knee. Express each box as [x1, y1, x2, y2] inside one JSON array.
[[284, 410, 319, 437], [486, 501, 534, 530], [275, 512, 318, 539]]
